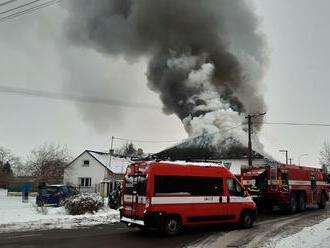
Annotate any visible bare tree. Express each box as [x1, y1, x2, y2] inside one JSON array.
[[320, 140, 330, 173], [0, 147, 23, 187], [0, 147, 23, 175], [26, 143, 72, 184], [0, 162, 12, 188], [116, 142, 137, 157]]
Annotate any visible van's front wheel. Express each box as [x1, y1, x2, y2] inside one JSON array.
[[240, 211, 254, 228], [163, 216, 182, 236]]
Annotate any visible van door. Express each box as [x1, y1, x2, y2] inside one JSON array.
[[225, 177, 250, 221], [132, 175, 147, 219], [281, 171, 289, 192], [123, 173, 148, 219]]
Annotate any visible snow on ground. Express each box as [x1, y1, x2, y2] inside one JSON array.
[[263, 218, 330, 248], [0, 196, 120, 233]]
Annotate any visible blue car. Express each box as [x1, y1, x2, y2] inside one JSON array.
[[36, 185, 79, 206]]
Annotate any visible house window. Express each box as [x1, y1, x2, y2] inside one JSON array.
[[79, 177, 91, 187], [82, 160, 89, 167], [224, 162, 232, 170]]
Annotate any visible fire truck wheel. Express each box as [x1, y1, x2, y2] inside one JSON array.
[[318, 192, 327, 209], [288, 193, 297, 214], [163, 216, 182, 236], [297, 193, 306, 212], [240, 211, 254, 228], [264, 204, 274, 213]]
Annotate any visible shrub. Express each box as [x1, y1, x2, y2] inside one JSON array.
[[108, 184, 121, 209], [64, 193, 104, 215]]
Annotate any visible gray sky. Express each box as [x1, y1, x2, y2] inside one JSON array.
[[1, 0, 330, 167]]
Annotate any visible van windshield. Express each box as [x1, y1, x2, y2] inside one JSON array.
[[124, 175, 147, 196]]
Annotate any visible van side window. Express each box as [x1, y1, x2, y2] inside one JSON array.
[[154, 176, 223, 196], [227, 178, 244, 197]]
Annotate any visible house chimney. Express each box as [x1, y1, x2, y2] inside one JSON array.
[[137, 148, 144, 156]]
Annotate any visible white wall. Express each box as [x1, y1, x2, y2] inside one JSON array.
[[222, 159, 269, 175], [63, 152, 108, 186]]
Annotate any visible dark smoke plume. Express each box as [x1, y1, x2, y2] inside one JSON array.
[[64, 0, 267, 150]]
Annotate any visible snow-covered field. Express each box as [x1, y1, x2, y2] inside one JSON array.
[[0, 196, 120, 233], [264, 217, 330, 248]]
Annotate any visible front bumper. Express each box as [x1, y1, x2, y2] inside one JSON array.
[[121, 216, 145, 226]]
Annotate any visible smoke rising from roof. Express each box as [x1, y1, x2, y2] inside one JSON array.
[[64, 0, 268, 150]]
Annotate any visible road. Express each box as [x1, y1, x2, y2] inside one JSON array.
[[0, 205, 329, 248]]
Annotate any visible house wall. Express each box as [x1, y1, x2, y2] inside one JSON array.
[[108, 171, 125, 182], [221, 158, 269, 175], [63, 152, 108, 187]]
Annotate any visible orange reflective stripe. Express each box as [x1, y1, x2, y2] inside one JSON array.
[[278, 173, 282, 191]]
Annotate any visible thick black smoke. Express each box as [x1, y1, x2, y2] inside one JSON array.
[[64, 0, 267, 144]]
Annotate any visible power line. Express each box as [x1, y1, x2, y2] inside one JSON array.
[[3, 86, 330, 128], [0, 85, 161, 110], [0, 0, 60, 23], [113, 124, 245, 145], [0, 0, 20, 7], [0, 0, 42, 15], [262, 122, 330, 127]]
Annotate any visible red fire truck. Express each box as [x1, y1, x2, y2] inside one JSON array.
[[241, 163, 330, 213], [120, 161, 256, 235]]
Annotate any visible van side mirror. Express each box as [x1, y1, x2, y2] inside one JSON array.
[[244, 189, 248, 198], [326, 174, 330, 184]]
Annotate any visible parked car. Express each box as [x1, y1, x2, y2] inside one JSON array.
[[36, 185, 79, 206]]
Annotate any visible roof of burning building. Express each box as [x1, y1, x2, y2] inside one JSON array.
[[154, 136, 266, 161]]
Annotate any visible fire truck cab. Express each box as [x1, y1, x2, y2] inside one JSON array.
[[241, 163, 330, 213], [120, 161, 256, 235]]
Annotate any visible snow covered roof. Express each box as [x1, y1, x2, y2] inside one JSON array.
[[86, 150, 133, 174], [158, 160, 224, 167]]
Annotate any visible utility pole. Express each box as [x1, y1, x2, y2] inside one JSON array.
[[110, 136, 114, 155], [247, 115, 253, 167], [246, 112, 266, 168], [289, 158, 293, 165], [109, 136, 114, 165], [279, 150, 288, 164]]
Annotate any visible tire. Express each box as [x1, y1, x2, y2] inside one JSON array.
[[240, 211, 254, 228], [265, 203, 274, 213], [318, 192, 327, 209], [36, 199, 44, 207], [297, 193, 306, 212], [162, 216, 182, 236], [288, 193, 297, 214], [57, 198, 64, 207]]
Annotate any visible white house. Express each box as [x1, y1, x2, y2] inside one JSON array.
[[221, 158, 275, 176], [63, 150, 132, 196]]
